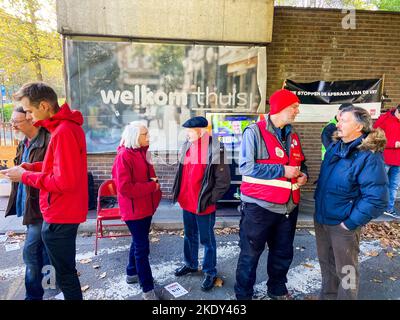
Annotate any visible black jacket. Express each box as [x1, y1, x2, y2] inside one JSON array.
[[172, 136, 231, 213], [5, 128, 50, 225]]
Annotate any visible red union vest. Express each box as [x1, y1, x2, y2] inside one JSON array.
[[240, 120, 305, 205]]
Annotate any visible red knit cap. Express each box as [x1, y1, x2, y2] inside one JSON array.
[[269, 89, 300, 115]]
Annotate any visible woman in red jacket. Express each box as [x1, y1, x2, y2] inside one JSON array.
[[112, 122, 162, 300], [373, 104, 400, 219]]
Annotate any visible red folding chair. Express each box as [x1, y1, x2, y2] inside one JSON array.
[[95, 179, 130, 255]]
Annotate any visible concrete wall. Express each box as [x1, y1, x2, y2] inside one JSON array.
[[56, 0, 274, 43]]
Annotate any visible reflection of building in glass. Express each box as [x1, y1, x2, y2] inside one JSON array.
[[219, 47, 260, 112], [182, 46, 261, 112], [117, 44, 160, 90], [66, 39, 265, 153], [116, 44, 162, 128]]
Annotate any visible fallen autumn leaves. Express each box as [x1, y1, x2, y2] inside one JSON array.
[[362, 222, 400, 249]]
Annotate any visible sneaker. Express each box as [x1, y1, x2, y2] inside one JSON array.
[[383, 209, 400, 219], [126, 274, 139, 284], [142, 289, 159, 300], [267, 291, 294, 300]]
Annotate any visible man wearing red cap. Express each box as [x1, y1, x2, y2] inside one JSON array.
[[234, 89, 308, 300]]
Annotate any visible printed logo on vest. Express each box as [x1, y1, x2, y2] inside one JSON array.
[[292, 152, 301, 160], [275, 147, 285, 158], [292, 139, 298, 146]]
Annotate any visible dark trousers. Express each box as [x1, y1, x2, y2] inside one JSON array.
[[183, 210, 217, 277], [235, 203, 298, 300], [314, 221, 361, 300], [125, 216, 154, 293], [41, 221, 82, 300], [23, 222, 50, 300]]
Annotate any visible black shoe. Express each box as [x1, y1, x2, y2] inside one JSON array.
[[174, 265, 198, 277], [267, 291, 294, 300], [201, 274, 216, 291]]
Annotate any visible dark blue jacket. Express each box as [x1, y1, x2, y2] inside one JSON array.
[[314, 131, 389, 230]]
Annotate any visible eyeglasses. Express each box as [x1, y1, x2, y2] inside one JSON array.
[[9, 119, 27, 125]]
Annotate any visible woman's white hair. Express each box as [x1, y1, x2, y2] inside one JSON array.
[[119, 121, 147, 149]]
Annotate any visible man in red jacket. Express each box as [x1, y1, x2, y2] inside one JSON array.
[[2, 82, 88, 300], [172, 116, 231, 291], [374, 104, 400, 219]]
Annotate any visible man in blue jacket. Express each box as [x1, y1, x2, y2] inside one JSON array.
[[314, 105, 388, 300]]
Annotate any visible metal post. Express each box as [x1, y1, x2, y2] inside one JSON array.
[[0, 69, 5, 146], [0, 69, 4, 122]]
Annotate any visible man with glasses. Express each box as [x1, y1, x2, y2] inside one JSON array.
[[5, 106, 51, 300]]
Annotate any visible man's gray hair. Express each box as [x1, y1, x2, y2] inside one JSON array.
[[340, 105, 373, 134]]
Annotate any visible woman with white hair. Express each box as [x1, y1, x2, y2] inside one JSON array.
[[112, 122, 162, 300]]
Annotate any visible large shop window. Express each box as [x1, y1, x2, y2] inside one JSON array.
[[65, 38, 267, 153]]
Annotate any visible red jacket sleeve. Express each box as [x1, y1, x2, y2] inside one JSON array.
[[31, 162, 43, 172], [21, 162, 42, 172], [21, 129, 82, 193], [114, 154, 157, 199]]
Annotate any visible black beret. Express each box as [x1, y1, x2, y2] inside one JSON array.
[[182, 116, 208, 128]]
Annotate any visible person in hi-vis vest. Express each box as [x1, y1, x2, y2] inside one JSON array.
[[321, 103, 352, 160], [234, 89, 308, 300]]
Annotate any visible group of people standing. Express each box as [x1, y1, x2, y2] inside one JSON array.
[[111, 88, 393, 301], [1, 83, 397, 301]]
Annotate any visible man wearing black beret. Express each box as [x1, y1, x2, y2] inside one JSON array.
[[172, 116, 231, 291]]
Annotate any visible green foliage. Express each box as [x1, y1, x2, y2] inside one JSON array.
[[373, 0, 400, 11], [1, 103, 13, 122], [275, 0, 400, 10], [0, 0, 64, 95], [342, 0, 376, 9], [1, 98, 65, 122]]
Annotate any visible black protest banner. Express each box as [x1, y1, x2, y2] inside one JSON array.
[[283, 78, 383, 122]]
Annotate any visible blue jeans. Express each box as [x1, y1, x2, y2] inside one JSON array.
[[23, 222, 50, 300], [125, 216, 154, 293], [385, 165, 400, 211], [235, 203, 298, 300], [183, 210, 217, 277], [41, 222, 82, 300]]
